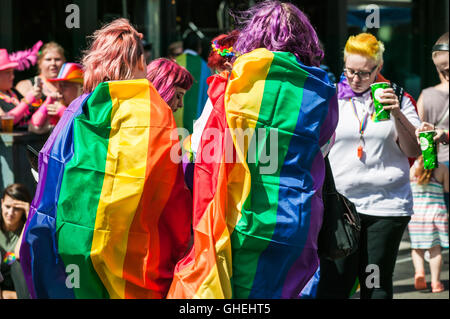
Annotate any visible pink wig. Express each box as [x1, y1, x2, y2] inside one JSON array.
[[146, 58, 193, 103], [82, 18, 144, 93]]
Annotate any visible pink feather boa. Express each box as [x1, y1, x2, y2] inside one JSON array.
[[8, 40, 43, 71]]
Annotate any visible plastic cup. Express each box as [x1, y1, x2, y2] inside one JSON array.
[[371, 82, 391, 122], [419, 130, 438, 169], [0, 114, 14, 133]]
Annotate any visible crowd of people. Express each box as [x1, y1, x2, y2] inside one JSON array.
[[0, 0, 448, 299]]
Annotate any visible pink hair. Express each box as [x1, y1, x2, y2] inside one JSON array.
[[146, 58, 193, 103], [82, 18, 144, 93]]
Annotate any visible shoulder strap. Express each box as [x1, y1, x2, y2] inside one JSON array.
[[391, 82, 404, 106], [323, 156, 337, 193], [436, 108, 449, 127]]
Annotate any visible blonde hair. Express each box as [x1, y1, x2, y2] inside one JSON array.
[[38, 42, 66, 73], [82, 18, 144, 93], [344, 33, 385, 64], [414, 156, 433, 185]]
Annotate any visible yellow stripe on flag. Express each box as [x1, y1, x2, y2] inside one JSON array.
[[224, 49, 273, 231], [90, 79, 151, 299]]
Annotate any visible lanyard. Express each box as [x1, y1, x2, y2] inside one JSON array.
[[350, 98, 369, 135], [350, 98, 369, 159]]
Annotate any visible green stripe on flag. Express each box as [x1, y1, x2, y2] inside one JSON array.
[[56, 83, 112, 298], [230, 52, 307, 298]]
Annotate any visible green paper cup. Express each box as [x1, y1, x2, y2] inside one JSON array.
[[371, 82, 391, 122], [419, 130, 438, 169]]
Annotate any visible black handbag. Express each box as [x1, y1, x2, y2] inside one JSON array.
[[318, 156, 361, 260]]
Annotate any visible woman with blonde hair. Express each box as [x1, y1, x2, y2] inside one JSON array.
[[15, 42, 66, 104], [317, 33, 421, 299], [14, 42, 66, 134], [20, 18, 192, 299]]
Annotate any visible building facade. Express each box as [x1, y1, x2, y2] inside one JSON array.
[[0, 0, 448, 98]]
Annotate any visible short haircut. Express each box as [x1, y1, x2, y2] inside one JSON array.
[[344, 33, 385, 64], [146, 58, 193, 104]]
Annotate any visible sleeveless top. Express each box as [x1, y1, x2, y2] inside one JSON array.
[[421, 87, 449, 163], [0, 88, 31, 130]]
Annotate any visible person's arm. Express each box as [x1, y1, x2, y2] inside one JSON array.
[[7, 90, 40, 124], [29, 95, 58, 127], [443, 166, 449, 193], [416, 93, 426, 122], [1, 290, 17, 299], [435, 129, 449, 145], [47, 102, 66, 118], [379, 88, 421, 157], [8, 82, 43, 124], [15, 79, 33, 98], [415, 123, 449, 145]]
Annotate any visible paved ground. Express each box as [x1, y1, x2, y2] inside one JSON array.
[[392, 230, 448, 299], [352, 229, 449, 299]]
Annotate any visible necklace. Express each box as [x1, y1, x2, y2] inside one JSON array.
[[350, 98, 369, 159]]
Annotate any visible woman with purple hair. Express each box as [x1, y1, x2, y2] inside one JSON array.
[[167, 1, 338, 299]]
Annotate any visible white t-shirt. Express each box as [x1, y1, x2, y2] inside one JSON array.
[[328, 90, 421, 217], [191, 97, 214, 159]]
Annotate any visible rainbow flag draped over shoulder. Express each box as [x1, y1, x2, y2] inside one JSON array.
[[174, 53, 211, 134], [168, 48, 338, 299], [20, 79, 192, 299]]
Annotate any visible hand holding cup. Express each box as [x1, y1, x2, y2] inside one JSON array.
[[378, 88, 400, 117]]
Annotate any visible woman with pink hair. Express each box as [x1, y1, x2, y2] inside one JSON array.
[[20, 18, 192, 299], [146, 58, 193, 112]]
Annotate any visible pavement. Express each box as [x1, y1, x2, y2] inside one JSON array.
[[391, 230, 449, 299], [352, 229, 449, 299]]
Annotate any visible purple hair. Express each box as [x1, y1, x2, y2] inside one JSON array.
[[232, 1, 323, 67], [146, 58, 193, 103]]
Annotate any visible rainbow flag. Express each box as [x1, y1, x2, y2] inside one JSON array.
[[174, 53, 211, 134], [20, 79, 192, 299], [167, 48, 338, 298]]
